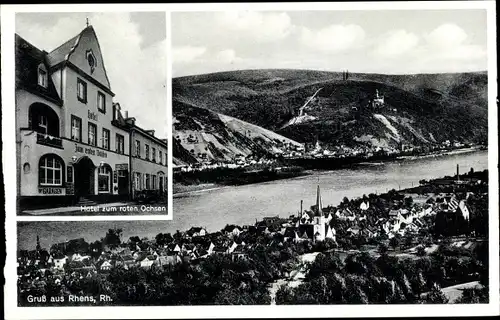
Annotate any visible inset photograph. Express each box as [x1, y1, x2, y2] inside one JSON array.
[[171, 9, 490, 306], [15, 12, 168, 216]]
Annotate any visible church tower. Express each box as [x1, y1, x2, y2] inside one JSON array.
[[36, 235, 41, 251], [313, 185, 326, 240], [315, 185, 323, 216]]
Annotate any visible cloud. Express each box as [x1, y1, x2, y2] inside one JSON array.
[[172, 46, 207, 63], [418, 23, 486, 66], [373, 30, 419, 57], [16, 12, 167, 138], [216, 49, 239, 64], [214, 11, 293, 42], [299, 24, 365, 52], [425, 23, 468, 48]]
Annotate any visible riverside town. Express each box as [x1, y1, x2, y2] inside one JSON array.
[[15, 23, 167, 215], [17, 168, 489, 306]]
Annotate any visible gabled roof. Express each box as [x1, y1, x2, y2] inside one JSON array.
[[47, 25, 113, 91], [298, 224, 314, 239], [47, 33, 81, 67], [15, 34, 62, 105]]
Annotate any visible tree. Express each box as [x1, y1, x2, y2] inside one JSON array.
[[422, 285, 449, 304], [103, 228, 122, 249], [404, 235, 413, 249], [416, 246, 426, 257], [342, 197, 350, 206], [404, 196, 414, 208], [455, 287, 489, 304], [378, 243, 389, 254], [389, 236, 400, 251], [129, 236, 141, 244]]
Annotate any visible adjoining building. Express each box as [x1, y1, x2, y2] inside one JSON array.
[[15, 24, 167, 209], [124, 114, 168, 199]]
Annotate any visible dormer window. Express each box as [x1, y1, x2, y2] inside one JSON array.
[[37, 64, 48, 88]]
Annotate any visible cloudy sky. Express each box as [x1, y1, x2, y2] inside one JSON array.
[[16, 12, 167, 138], [172, 10, 488, 77]]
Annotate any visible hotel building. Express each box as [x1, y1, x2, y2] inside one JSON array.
[[125, 114, 168, 199], [15, 25, 167, 209]]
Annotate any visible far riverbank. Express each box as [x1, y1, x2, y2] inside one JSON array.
[[174, 146, 486, 196]]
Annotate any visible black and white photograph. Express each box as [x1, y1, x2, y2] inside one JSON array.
[[14, 12, 168, 216], [169, 9, 494, 305], [1, 1, 498, 319]]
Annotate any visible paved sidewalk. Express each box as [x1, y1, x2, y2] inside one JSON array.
[[21, 202, 130, 216]]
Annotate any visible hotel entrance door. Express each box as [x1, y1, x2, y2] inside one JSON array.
[[74, 157, 95, 197], [117, 170, 128, 195]]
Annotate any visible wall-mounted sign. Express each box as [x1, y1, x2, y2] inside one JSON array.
[[75, 144, 108, 158], [67, 166, 73, 182], [38, 187, 63, 195], [115, 163, 128, 171], [88, 110, 98, 121]]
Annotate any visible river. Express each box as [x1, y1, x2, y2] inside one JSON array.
[[18, 150, 488, 250]]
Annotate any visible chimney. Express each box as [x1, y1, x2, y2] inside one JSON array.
[[124, 111, 129, 119]]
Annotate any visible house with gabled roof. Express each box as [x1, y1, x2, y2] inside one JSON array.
[[167, 243, 181, 253], [139, 255, 157, 269], [185, 227, 208, 238], [212, 245, 228, 255]]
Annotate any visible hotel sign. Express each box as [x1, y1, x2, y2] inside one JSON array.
[[116, 163, 128, 171], [75, 144, 108, 158], [38, 187, 63, 194]]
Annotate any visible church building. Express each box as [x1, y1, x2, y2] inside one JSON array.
[[297, 185, 336, 242]]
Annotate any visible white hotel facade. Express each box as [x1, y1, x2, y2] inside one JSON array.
[[15, 25, 167, 209]]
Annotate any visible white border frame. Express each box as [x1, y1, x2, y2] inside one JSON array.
[[2, 1, 498, 319]]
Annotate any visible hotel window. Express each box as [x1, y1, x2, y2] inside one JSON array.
[[135, 140, 141, 158], [98, 166, 111, 193], [38, 115, 48, 134], [145, 144, 150, 160], [71, 115, 82, 142], [97, 92, 106, 113], [152, 148, 156, 163], [145, 173, 151, 190], [159, 151, 163, 165], [152, 175, 157, 190], [88, 122, 97, 146], [134, 172, 142, 190], [102, 128, 110, 150], [38, 65, 48, 88], [39, 155, 63, 186], [77, 78, 87, 103], [116, 134, 125, 154]]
